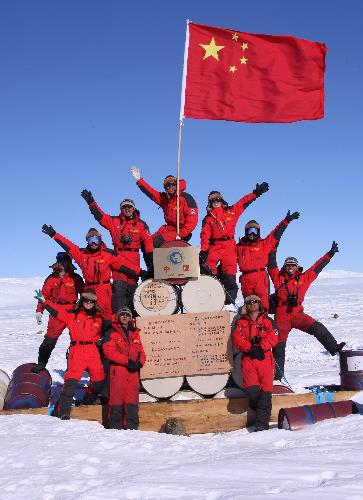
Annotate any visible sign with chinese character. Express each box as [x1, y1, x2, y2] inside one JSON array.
[[153, 246, 200, 280]]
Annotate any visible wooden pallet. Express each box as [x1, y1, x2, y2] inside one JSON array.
[[0, 390, 358, 434]]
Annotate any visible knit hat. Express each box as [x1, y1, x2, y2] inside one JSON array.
[[207, 191, 227, 207], [120, 198, 136, 210], [116, 306, 133, 318], [284, 256, 299, 267], [239, 295, 264, 316], [163, 175, 177, 188], [86, 228, 102, 240], [81, 289, 97, 302]]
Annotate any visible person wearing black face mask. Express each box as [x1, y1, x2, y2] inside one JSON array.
[[81, 190, 153, 311], [236, 211, 299, 311], [34, 288, 105, 420], [41, 225, 139, 324]]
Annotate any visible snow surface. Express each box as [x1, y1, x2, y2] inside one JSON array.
[[0, 271, 362, 499]]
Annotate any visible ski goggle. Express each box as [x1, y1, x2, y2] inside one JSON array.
[[246, 227, 259, 235], [121, 204, 134, 210], [87, 236, 101, 245], [165, 182, 176, 188]]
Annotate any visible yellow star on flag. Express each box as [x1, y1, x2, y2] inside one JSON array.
[[240, 57, 248, 64], [241, 42, 248, 51], [232, 33, 239, 41], [200, 37, 225, 61], [229, 65, 237, 74]]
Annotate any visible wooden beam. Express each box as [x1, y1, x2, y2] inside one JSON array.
[[0, 391, 358, 434]]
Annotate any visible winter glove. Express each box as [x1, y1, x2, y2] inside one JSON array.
[[199, 251, 208, 264], [130, 166, 141, 181], [250, 335, 261, 346], [42, 224, 56, 238], [35, 312, 43, 325], [248, 345, 265, 360], [285, 210, 300, 222], [81, 189, 94, 204], [328, 241, 339, 258], [126, 359, 141, 373], [253, 182, 269, 198], [34, 289, 45, 303]]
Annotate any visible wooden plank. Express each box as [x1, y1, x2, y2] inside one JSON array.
[[0, 391, 359, 434]]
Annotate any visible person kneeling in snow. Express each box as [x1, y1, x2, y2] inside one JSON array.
[[102, 307, 146, 430], [34, 288, 105, 420], [268, 242, 346, 380], [232, 295, 278, 431]]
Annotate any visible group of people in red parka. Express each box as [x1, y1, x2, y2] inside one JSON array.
[[33, 166, 346, 431]]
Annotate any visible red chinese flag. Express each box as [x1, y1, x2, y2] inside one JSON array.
[[180, 23, 327, 123]]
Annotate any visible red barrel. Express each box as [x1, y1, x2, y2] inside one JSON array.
[[278, 400, 354, 431], [339, 350, 363, 390], [3, 363, 52, 410]]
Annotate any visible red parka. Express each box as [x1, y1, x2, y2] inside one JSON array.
[[88, 202, 153, 254], [53, 233, 138, 285], [232, 313, 278, 354], [136, 178, 198, 238], [200, 192, 257, 251], [103, 323, 146, 367], [36, 272, 84, 313]]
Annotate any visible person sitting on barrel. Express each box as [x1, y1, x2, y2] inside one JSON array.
[[34, 288, 105, 420], [232, 295, 278, 431], [102, 306, 146, 430]]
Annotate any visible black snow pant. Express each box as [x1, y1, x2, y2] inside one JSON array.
[[108, 403, 139, 430], [221, 273, 238, 304], [244, 386, 272, 430], [273, 341, 287, 380], [112, 280, 137, 313], [307, 321, 339, 355], [37, 337, 57, 366], [57, 379, 104, 419]]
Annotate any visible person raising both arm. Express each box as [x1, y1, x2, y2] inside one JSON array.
[[130, 166, 198, 247], [236, 210, 300, 311], [81, 190, 153, 311], [34, 288, 105, 420], [268, 242, 346, 380], [32, 252, 84, 373], [199, 182, 269, 305]]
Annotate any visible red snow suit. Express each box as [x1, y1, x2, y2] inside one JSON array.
[[103, 323, 146, 429], [36, 272, 84, 339], [232, 313, 278, 392], [88, 202, 153, 283], [200, 192, 257, 276], [268, 251, 332, 342], [237, 218, 289, 310], [44, 301, 105, 383], [53, 233, 138, 320], [136, 178, 198, 245]]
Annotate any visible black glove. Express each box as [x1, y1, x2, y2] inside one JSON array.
[[250, 335, 262, 345], [144, 252, 153, 271], [285, 210, 300, 222], [328, 241, 339, 258], [199, 251, 208, 264], [81, 189, 94, 204], [253, 182, 269, 198], [42, 224, 56, 238], [248, 345, 265, 360], [126, 359, 142, 373]]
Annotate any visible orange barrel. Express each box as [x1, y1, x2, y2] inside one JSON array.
[[339, 350, 363, 390], [3, 363, 52, 410], [278, 400, 354, 431]]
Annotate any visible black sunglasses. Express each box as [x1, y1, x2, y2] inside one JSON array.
[[246, 299, 260, 305]]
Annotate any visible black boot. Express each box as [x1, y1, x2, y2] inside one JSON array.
[[244, 385, 260, 411], [32, 337, 57, 373], [56, 378, 78, 420], [255, 391, 272, 431], [125, 404, 139, 430], [222, 274, 238, 305], [273, 341, 286, 380], [108, 405, 124, 430], [307, 322, 345, 356]]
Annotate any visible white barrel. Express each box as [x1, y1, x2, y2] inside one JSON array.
[[170, 390, 203, 401], [231, 353, 243, 389], [214, 387, 245, 399], [133, 279, 178, 317], [186, 374, 229, 396], [0, 369, 10, 410], [142, 376, 184, 399], [139, 393, 158, 403], [181, 275, 225, 313]]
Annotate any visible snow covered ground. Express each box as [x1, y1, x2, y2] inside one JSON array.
[[0, 272, 362, 499]]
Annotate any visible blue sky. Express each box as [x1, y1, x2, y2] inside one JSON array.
[[0, 0, 362, 276]]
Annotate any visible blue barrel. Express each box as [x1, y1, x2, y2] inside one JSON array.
[[339, 350, 363, 390], [3, 363, 52, 410]]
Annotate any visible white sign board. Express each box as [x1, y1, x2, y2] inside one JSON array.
[[153, 246, 200, 280]]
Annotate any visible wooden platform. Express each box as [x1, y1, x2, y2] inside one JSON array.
[[0, 390, 358, 434]]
